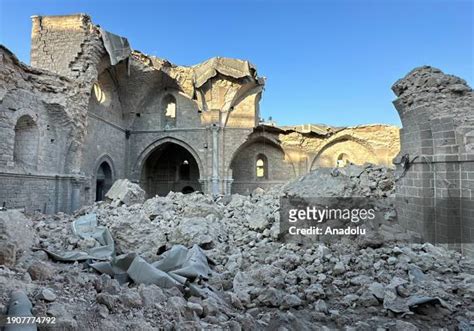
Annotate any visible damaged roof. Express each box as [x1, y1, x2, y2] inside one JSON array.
[[192, 57, 264, 88]]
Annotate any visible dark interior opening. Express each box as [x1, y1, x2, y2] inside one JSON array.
[[96, 161, 113, 201], [182, 186, 195, 194], [141, 142, 201, 197]]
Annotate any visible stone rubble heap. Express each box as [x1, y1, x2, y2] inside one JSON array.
[[0, 165, 473, 330]]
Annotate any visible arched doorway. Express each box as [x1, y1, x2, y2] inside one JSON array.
[[141, 142, 201, 197], [96, 162, 113, 201]]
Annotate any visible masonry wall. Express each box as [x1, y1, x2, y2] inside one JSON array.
[[81, 69, 128, 204], [30, 14, 91, 78], [131, 89, 201, 131], [392, 66, 474, 257], [0, 45, 88, 213], [230, 140, 296, 194]]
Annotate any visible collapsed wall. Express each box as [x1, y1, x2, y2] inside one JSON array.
[[0, 45, 93, 213], [0, 14, 110, 213], [392, 66, 474, 256]]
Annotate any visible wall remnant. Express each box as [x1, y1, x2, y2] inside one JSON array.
[[392, 66, 474, 256]]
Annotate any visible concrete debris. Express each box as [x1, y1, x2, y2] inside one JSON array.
[[283, 163, 395, 198], [105, 179, 146, 206], [0, 210, 36, 266], [36, 288, 56, 302], [0, 165, 472, 330]]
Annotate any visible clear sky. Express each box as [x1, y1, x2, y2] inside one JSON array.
[[0, 0, 472, 127]]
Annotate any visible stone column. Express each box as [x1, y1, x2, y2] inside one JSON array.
[[211, 124, 220, 196], [70, 175, 86, 213]]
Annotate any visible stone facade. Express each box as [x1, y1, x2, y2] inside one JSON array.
[[0, 14, 400, 213], [392, 66, 474, 256]]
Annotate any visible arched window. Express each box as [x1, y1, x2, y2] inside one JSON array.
[[14, 115, 39, 169], [162, 94, 177, 128], [336, 153, 350, 168], [93, 83, 107, 104], [256, 154, 268, 179]]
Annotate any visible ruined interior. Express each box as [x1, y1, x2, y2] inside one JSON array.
[[0, 14, 400, 213], [140, 142, 201, 197], [0, 11, 473, 331]]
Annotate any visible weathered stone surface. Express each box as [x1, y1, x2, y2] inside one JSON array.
[[36, 288, 56, 302], [0, 243, 16, 266], [27, 261, 53, 281], [105, 179, 146, 206], [392, 66, 474, 257], [0, 210, 35, 264]]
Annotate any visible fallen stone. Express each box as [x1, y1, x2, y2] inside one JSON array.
[[187, 302, 204, 316], [36, 288, 56, 302], [120, 290, 142, 308], [314, 299, 329, 314], [0, 210, 35, 259], [96, 293, 117, 311], [0, 243, 16, 266], [333, 261, 346, 275], [105, 179, 145, 206], [27, 261, 53, 281], [139, 284, 167, 307]]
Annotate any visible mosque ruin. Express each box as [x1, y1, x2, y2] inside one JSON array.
[[0, 14, 399, 214]]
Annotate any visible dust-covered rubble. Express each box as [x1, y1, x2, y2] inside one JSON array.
[[0, 165, 473, 330]]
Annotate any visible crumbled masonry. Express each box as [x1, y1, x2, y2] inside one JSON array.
[[0, 165, 472, 330]]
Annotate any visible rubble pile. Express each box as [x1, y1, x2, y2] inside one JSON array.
[[0, 166, 473, 330], [283, 164, 395, 198]]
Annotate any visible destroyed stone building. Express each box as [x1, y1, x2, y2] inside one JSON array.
[[1, 11, 473, 331], [0, 14, 400, 214]]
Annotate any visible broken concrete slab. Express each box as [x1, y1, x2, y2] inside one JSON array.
[[105, 179, 145, 206]]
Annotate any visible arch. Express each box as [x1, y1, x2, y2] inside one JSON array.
[[133, 137, 204, 180], [93, 155, 116, 202], [140, 142, 202, 197], [93, 154, 116, 180], [311, 137, 377, 170], [228, 133, 295, 173], [229, 136, 296, 194], [14, 115, 39, 169], [162, 93, 177, 128], [96, 162, 113, 201]]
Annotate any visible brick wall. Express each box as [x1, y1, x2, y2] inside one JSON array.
[[30, 14, 91, 78], [230, 139, 296, 194], [392, 66, 474, 256], [0, 173, 76, 213]]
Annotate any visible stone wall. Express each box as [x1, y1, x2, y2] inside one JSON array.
[[0, 45, 91, 213], [0, 173, 75, 213], [30, 14, 92, 78], [392, 66, 474, 256], [230, 139, 296, 194], [1, 13, 402, 214]]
